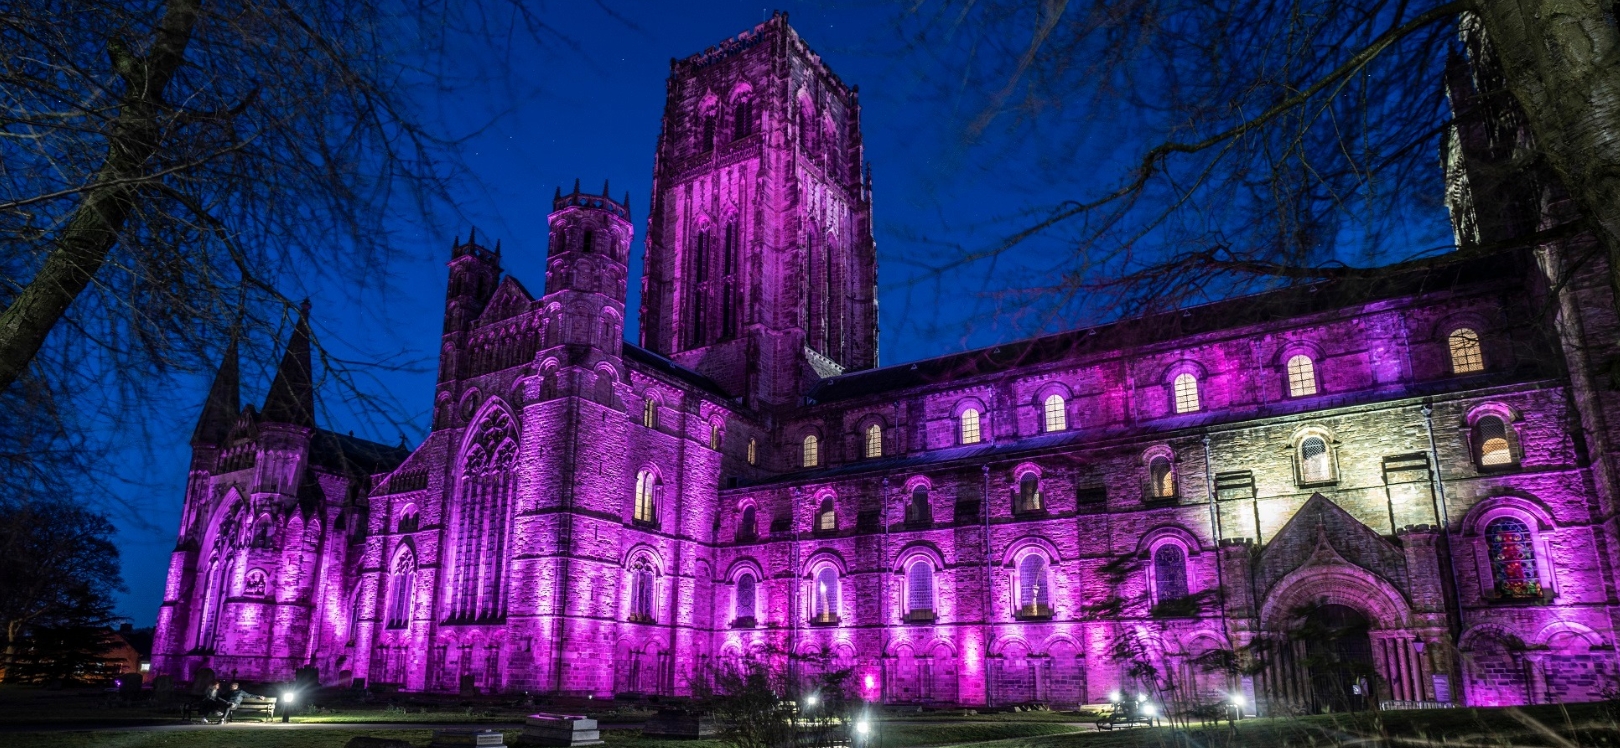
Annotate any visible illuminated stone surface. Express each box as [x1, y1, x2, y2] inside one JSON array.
[[154, 15, 1620, 712]]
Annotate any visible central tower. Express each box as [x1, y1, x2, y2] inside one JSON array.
[[640, 14, 877, 408]]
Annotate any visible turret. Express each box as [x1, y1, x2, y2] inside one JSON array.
[[444, 229, 502, 334], [262, 301, 315, 429], [543, 181, 633, 353]]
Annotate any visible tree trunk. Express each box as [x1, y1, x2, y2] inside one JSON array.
[[1473, 0, 1620, 307], [0, 0, 199, 394]]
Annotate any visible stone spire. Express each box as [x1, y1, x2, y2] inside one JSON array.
[[190, 336, 240, 444], [263, 300, 316, 428]]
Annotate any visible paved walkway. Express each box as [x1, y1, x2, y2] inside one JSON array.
[[2, 721, 564, 734]]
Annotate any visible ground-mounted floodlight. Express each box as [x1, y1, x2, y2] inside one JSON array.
[[282, 690, 297, 723]]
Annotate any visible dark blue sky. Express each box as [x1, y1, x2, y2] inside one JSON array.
[[108, 1, 1442, 625]]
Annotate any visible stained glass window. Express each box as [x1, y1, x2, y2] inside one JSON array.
[[906, 561, 935, 617], [735, 573, 756, 622], [1153, 545, 1188, 603], [1485, 517, 1542, 599], [1043, 394, 1067, 432], [1449, 328, 1484, 374], [634, 471, 660, 524], [1174, 373, 1200, 413], [1287, 354, 1317, 397]]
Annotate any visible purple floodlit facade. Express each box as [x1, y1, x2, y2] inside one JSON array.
[[154, 15, 1620, 712]]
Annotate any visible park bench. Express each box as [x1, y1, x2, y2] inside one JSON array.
[[228, 695, 279, 722], [1095, 701, 1155, 730]]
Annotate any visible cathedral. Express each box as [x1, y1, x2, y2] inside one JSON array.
[[152, 15, 1620, 713]]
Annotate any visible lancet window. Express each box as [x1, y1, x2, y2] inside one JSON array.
[[811, 566, 840, 624], [1043, 394, 1067, 432], [447, 409, 517, 623], [1476, 415, 1516, 467], [905, 560, 935, 622], [628, 558, 657, 622], [865, 423, 883, 458], [959, 408, 981, 445], [1015, 553, 1052, 619], [1173, 372, 1200, 413], [387, 548, 416, 629], [734, 572, 757, 625], [1152, 545, 1188, 605], [1286, 354, 1317, 397], [1449, 328, 1485, 374]]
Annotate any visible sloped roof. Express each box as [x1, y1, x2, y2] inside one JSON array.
[[623, 342, 734, 400]]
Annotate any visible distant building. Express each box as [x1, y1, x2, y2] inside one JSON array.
[[153, 14, 1620, 712]]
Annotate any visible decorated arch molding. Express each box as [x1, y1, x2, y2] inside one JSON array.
[[1136, 524, 1203, 557], [1259, 563, 1412, 631], [1459, 492, 1556, 534], [1458, 622, 1528, 651], [1000, 535, 1062, 566], [892, 541, 946, 573], [802, 549, 849, 577]]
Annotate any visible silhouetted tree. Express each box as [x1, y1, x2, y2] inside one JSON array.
[[0, 500, 122, 681]]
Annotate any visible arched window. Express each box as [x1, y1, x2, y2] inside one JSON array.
[[737, 505, 758, 542], [643, 397, 659, 429], [1148, 456, 1176, 499], [1298, 436, 1334, 483], [747, 438, 757, 465], [397, 506, 420, 534], [1173, 372, 1200, 413], [734, 572, 757, 625], [905, 561, 935, 621], [1476, 415, 1515, 467], [629, 560, 657, 622], [1152, 545, 1189, 605], [812, 567, 840, 624], [701, 113, 716, 152], [1043, 394, 1067, 432], [387, 549, 416, 629], [710, 423, 723, 450], [960, 408, 982, 445], [864, 423, 883, 458], [1016, 554, 1052, 619], [634, 471, 661, 525], [816, 497, 837, 532], [449, 409, 517, 622], [1286, 354, 1317, 397], [803, 434, 820, 467], [582, 230, 596, 254], [1016, 473, 1043, 513], [906, 486, 931, 525], [1449, 328, 1485, 374], [1485, 517, 1542, 599], [733, 97, 753, 139]]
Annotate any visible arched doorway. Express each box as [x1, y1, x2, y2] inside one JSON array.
[[1300, 604, 1376, 712]]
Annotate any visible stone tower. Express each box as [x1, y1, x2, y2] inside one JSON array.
[[640, 12, 878, 408]]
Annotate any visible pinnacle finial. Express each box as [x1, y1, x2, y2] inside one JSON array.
[[623, 191, 631, 211], [469, 227, 477, 245], [554, 185, 561, 200], [494, 238, 502, 253], [299, 297, 311, 314], [603, 179, 611, 197], [573, 177, 580, 194]]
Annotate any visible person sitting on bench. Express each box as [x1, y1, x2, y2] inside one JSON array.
[[199, 681, 231, 724], [221, 682, 260, 720]]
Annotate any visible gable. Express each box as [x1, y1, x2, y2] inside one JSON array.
[[477, 276, 535, 324], [1255, 493, 1410, 600]]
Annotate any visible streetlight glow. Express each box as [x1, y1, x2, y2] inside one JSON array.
[[855, 720, 871, 736], [1108, 689, 1121, 703], [1141, 703, 1157, 717]]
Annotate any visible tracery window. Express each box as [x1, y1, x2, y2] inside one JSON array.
[[1476, 415, 1515, 467], [634, 471, 661, 525], [803, 434, 820, 467], [906, 486, 931, 525], [737, 505, 757, 542], [448, 409, 517, 623], [1152, 545, 1188, 605], [387, 549, 416, 629], [1043, 394, 1067, 432], [701, 114, 716, 152], [865, 423, 883, 458], [1485, 517, 1542, 599], [905, 560, 935, 621], [1298, 436, 1334, 483], [628, 559, 658, 622], [1015, 554, 1052, 619], [1449, 328, 1485, 374], [811, 567, 840, 624], [1287, 354, 1318, 397], [816, 498, 837, 532], [733, 97, 753, 139], [1173, 372, 1201, 414], [1148, 456, 1176, 499], [1016, 473, 1043, 513], [734, 572, 757, 625], [960, 408, 982, 445], [643, 397, 659, 429]]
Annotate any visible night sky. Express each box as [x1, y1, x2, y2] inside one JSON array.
[[109, 1, 1443, 626]]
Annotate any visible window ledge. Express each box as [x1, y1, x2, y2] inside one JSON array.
[[1485, 594, 1550, 606], [730, 617, 758, 629], [632, 518, 659, 529], [903, 611, 937, 624], [1014, 606, 1053, 621], [627, 614, 658, 624], [809, 615, 841, 627]]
